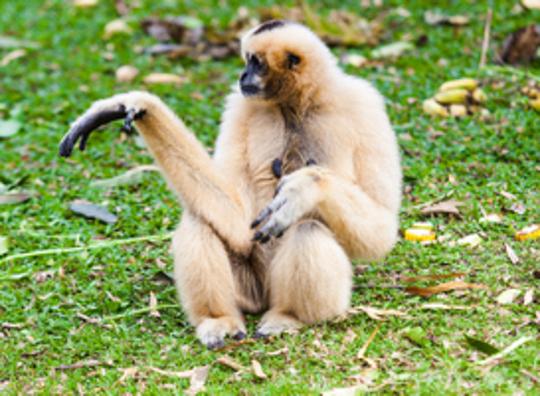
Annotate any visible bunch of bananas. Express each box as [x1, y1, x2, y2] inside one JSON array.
[[422, 78, 488, 117]]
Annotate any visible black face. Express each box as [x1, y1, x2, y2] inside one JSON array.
[[240, 53, 266, 97]]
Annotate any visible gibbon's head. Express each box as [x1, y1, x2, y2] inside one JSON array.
[[239, 20, 337, 103]]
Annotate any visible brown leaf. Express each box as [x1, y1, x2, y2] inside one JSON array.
[[141, 16, 203, 43], [186, 366, 209, 396], [504, 243, 519, 264], [421, 199, 463, 216], [103, 19, 132, 39], [251, 359, 267, 380], [406, 280, 487, 297], [216, 356, 244, 371], [499, 25, 540, 65], [401, 272, 465, 283]]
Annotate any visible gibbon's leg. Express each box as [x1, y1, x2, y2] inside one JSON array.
[[256, 220, 352, 337], [173, 212, 246, 349], [59, 91, 251, 255]]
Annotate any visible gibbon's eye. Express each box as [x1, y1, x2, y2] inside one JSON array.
[[287, 53, 301, 69]]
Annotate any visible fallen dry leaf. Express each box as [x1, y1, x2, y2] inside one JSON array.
[[523, 289, 534, 306], [421, 199, 463, 216], [504, 243, 520, 264], [0, 192, 31, 205], [371, 41, 414, 59], [341, 53, 367, 67], [216, 356, 244, 371], [509, 202, 526, 215], [103, 19, 132, 39], [453, 233, 482, 248], [115, 65, 139, 83], [69, 200, 118, 224], [73, 0, 98, 8], [500, 190, 517, 200], [401, 272, 465, 283], [149, 292, 160, 318], [118, 367, 139, 383], [186, 366, 209, 396], [499, 24, 540, 64], [350, 305, 407, 320], [143, 73, 185, 85], [251, 359, 267, 380], [148, 367, 194, 378], [34, 270, 55, 283], [496, 288, 521, 305], [406, 280, 487, 297], [424, 10, 469, 26], [0, 49, 26, 67], [55, 359, 111, 371], [323, 384, 372, 396], [114, 0, 130, 15], [480, 213, 503, 223]]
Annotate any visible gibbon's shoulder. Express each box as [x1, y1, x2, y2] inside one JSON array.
[[332, 72, 386, 111]]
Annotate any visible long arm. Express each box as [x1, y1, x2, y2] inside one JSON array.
[[59, 91, 252, 255]]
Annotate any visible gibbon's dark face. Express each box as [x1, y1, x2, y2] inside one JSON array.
[[240, 51, 301, 99], [239, 53, 267, 97]]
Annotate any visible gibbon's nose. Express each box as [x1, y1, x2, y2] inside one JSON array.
[[240, 72, 261, 96]]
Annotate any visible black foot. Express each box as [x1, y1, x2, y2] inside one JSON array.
[[206, 339, 225, 350], [253, 330, 270, 339], [271, 158, 283, 178], [232, 331, 246, 341]]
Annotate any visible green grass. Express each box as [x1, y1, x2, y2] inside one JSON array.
[[1, 0, 538, 394]]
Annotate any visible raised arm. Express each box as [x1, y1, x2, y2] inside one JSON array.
[[59, 91, 252, 255]]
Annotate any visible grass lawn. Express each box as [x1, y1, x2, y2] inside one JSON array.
[[0, 0, 538, 394]]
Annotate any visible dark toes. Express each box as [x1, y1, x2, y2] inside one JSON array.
[[253, 330, 269, 340], [306, 158, 317, 166], [260, 234, 271, 244], [232, 331, 246, 341], [206, 339, 225, 350]]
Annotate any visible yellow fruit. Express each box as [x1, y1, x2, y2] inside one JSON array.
[[515, 224, 540, 241], [405, 228, 436, 242], [472, 89, 487, 103], [530, 97, 540, 111], [449, 104, 467, 117], [439, 78, 478, 92], [434, 89, 469, 104], [423, 98, 449, 116]]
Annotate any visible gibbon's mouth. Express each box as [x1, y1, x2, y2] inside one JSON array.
[[240, 83, 262, 97]]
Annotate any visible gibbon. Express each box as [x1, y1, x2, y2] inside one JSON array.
[[59, 20, 402, 349]]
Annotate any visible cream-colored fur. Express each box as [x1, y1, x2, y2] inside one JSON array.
[[63, 22, 401, 348]]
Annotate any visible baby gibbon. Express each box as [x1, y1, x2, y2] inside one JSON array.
[[59, 20, 402, 348]]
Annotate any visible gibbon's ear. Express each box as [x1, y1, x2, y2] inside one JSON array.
[[287, 53, 301, 69]]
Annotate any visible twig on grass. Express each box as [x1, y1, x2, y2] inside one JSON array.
[[478, 336, 533, 366], [102, 304, 179, 322], [0, 233, 173, 265], [479, 8, 493, 68]]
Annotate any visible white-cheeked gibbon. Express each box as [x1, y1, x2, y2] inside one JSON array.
[[59, 20, 402, 349]]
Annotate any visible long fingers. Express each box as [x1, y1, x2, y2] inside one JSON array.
[[59, 104, 127, 157]]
